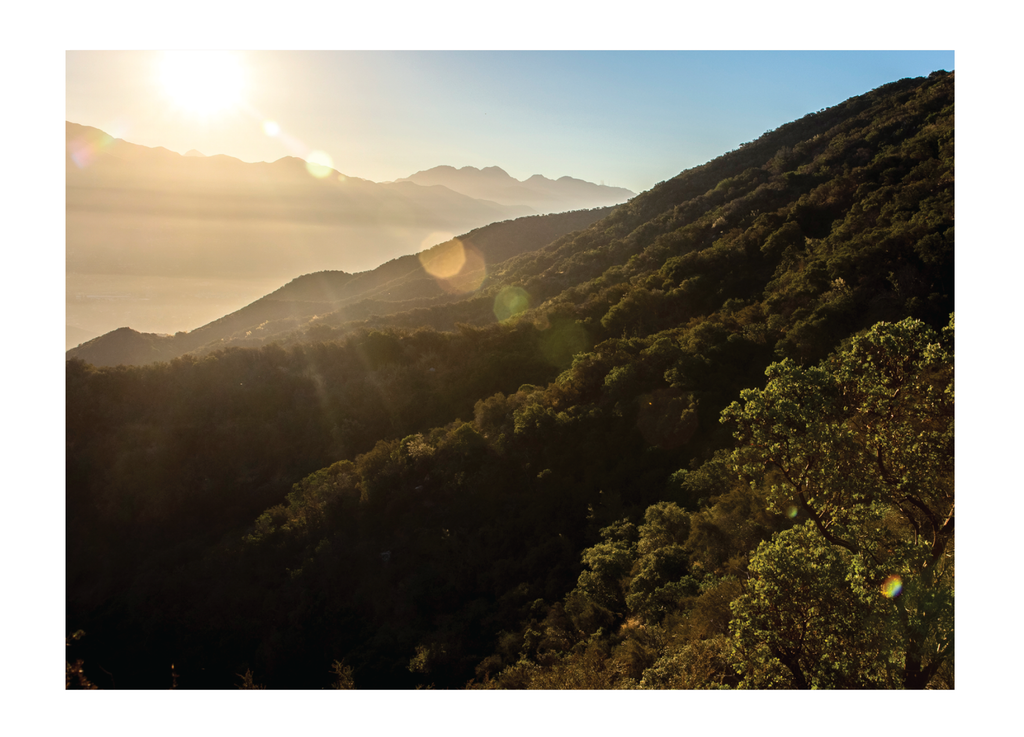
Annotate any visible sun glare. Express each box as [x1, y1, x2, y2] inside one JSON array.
[[159, 50, 245, 117]]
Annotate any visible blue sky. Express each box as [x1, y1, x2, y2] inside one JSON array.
[[66, 50, 953, 194]]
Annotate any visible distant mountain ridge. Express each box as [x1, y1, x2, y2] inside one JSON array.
[[66, 122, 632, 340], [66, 121, 533, 244], [66, 207, 616, 366], [397, 165, 634, 213]]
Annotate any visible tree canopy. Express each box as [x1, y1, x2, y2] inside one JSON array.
[[724, 315, 954, 688]]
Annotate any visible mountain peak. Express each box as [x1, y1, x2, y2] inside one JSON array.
[[477, 166, 511, 178], [184, 149, 206, 157], [399, 166, 633, 214]]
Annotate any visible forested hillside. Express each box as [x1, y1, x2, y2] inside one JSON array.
[[66, 71, 953, 689]]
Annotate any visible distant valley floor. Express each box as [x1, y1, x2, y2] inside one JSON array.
[[66, 273, 286, 349]]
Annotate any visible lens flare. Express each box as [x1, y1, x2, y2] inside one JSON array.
[[881, 575, 903, 599], [786, 505, 799, 519], [263, 120, 280, 137], [420, 239, 467, 280], [68, 130, 115, 168], [539, 318, 590, 369], [446, 248, 486, 293], [416, 239, 487, 294], [494, 286, 531, 321], [305, 150, 334, 178]]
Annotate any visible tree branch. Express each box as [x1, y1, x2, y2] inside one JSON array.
[[796, 490, 867, 560]]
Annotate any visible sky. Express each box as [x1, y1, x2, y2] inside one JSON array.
[[66, 50, 954, 195]]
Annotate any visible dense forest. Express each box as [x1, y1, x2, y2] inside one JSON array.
[[66, 71, 953, 689]]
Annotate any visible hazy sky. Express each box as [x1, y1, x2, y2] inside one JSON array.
[[66, 50, 953, 195]]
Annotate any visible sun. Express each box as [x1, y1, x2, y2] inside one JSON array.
[[159, 50, 246, 118]]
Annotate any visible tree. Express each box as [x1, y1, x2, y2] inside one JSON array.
[[625, 503, 696, 621], [729, 522, 893, 688], [722, 315, 953, 688], [566, 520, 638, 633]]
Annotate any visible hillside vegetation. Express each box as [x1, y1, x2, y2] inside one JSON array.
[[66, 71, 953, 689]]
